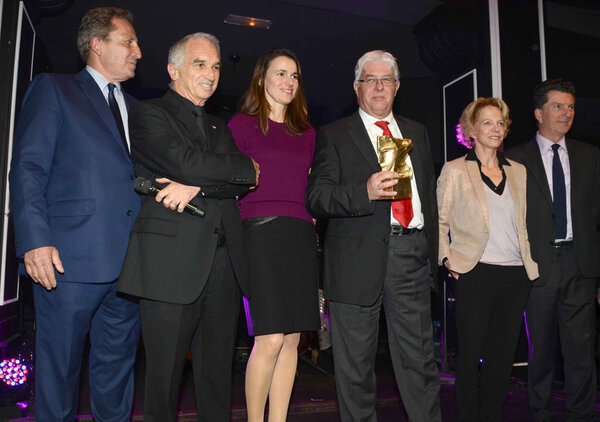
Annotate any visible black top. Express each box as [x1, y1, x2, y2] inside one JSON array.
[[466, 149, 511, 196]]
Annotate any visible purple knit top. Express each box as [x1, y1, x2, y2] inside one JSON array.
[[228, 113, 315, 224]]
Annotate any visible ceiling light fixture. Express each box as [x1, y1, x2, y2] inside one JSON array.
[[224, 14, 271, 29]]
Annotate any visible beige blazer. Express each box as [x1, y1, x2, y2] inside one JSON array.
[[437, 155, 538, 280]]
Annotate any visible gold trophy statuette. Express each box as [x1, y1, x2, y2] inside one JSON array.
[[377, 136, 413, 199]]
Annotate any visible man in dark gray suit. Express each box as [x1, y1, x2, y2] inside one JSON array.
[[507, 79, 600, 422], [306, 50, 441, 422]]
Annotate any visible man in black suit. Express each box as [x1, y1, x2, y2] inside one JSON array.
[[306, 50, 441, 422], [117, 33, 258, 421], [507, 79, 600, 421]]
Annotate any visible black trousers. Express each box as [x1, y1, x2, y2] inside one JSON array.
[[139, 244, 241, 422], [455, 262, 531, 422], [526, 245, 597, 422], [330, 230, 441, 422]]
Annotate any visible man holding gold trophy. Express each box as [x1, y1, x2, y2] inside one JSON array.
[[307, 50, 441, 422]]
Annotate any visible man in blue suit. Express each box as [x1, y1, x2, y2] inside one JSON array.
[[9, 7, 142, 421]]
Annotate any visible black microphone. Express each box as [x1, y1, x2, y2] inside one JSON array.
[[134, 177, 205, 217]]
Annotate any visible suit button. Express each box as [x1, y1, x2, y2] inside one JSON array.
[[130, 174, 135, 180], [213, 228, 219, 234], [127, 210, 133, 216]]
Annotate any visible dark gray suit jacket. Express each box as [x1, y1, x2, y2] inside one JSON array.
[[306, 111, 438, 306], [117, 90, 256, 304], [507, 137, 600, 286]]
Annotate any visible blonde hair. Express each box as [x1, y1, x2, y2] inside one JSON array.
[[458, 97, 511, 148]]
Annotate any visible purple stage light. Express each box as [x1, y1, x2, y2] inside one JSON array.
[[0, 358, 29, 388], [455, 123, 473, 149], [243, 296, 254, 337]]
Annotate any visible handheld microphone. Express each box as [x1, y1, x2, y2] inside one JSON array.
[[134, 177, 205, 217]]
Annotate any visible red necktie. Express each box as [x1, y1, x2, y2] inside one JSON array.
[[375, 120, 414, 227]]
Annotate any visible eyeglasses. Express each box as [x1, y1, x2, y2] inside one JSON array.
[[357, 77, 397, 87]]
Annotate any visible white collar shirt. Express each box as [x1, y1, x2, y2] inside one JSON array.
[[86, 65, 131, 151], [536, 131, 572, 241]]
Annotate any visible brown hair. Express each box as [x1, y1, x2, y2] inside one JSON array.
[[239, 48, 309, 136], [77, 7, 134, 62], [459, 97, 512, 148]]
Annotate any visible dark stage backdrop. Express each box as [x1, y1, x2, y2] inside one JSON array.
[[0, 0, 43, 348], [442, 70, 477, 163]]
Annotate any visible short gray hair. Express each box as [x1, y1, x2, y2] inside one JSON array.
[[354, 50, 400, 81], [168, 32, 220, 69]]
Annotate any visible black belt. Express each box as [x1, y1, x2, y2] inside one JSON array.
[[550, 240, 573, 248], [242, 216, 278, 229], [390, 225, 421, 236]]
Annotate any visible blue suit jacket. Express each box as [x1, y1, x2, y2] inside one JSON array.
[[9, 69, 141, 283]]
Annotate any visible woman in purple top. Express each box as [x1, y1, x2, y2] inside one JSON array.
[[228, 49, 319, 422]]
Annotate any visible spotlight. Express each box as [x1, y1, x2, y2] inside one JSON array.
[[0, 357, 32, 409], [0, 359, 29, 388]]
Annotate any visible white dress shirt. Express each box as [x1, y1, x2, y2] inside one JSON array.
[[86, 65, 131, 151], [536, 132, 572, 241], [358, 108, 424, 229]]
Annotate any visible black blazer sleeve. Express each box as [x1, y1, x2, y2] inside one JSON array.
[[129, 100, 256, 188]]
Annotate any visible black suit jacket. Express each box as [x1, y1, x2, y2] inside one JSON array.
[[117, 90, 256, 304], [507, 137, 600, 286], [306, 111, 438, 306]]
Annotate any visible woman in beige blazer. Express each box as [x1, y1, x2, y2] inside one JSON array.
[[437, 97, 538, 422]]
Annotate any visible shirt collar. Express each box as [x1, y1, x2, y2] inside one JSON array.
[[169, 88, 200, 114], [358, 108, 395, 129], [465, 148, 511, 166], [86, 65, 121, 92], [536, 131, 566, 153]]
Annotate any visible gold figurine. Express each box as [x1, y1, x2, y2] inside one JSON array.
[[377, 136, 413, 199]]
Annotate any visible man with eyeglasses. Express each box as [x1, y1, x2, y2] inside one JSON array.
[[307, 50, 441, 422]]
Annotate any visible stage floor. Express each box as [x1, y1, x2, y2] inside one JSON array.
[[4, 344, 600, 421]]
